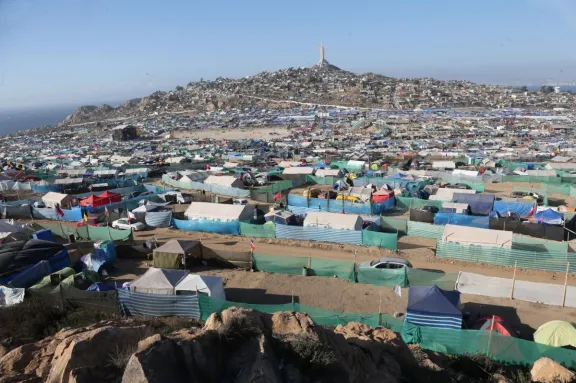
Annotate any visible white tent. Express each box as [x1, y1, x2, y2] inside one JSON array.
[[303, 212, 363, 230], [42, 192, 78, 209], [282, 167, 315, 175], [315, 169, 344, 177], [129, 268, 187, 295], [184, 202, 252, 221], [429, 188, 475, 202], [203, 175, 244, 188], [442, 224, 512, 248], [175, 274, 226, 300]]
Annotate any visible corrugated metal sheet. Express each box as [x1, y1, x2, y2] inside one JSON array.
[[118, 289, 200, 318], [275, 225, 362, 244], [145, 211, 172, 228]]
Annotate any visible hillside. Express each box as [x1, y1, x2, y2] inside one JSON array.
[[58, 65, 510, 126]]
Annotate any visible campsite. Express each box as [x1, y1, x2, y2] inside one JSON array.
[[5, 155, 576, 381]]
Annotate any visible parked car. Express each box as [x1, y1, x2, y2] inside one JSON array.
[[111, 218, 146, 231], [233, 198, 248, 205], [358, 257, 413, 270]]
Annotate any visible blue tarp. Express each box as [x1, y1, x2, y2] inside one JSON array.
[[433, 213, 490, 229], [452, 193, 495, 216], [173, 218, 240, 235], [406, 286, 462, 330], [493, 201, 536, 217], [533, 209, 564, 225]]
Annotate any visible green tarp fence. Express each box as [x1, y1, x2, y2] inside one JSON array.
[[397, 197, 443, 210], [197, 294, 396, 330], [512, 235, 569, 253], [542, 183, 571, 196], [436, 240, 576, 273], [407, 221, 445, 239], [253, 180, 294, 193], [380, 217, 408, 236], [502, 175, 562, 184], [75, 225, 133, 241], [356, 266, 408, 287], [38, 223, 131, 241], [239, 221, 276, 238], [512, 186, 549, 205], [306, 175, 345, 185], [252, 253, 457, 289], [198, 295, 576, 369], [361, 230, 398, 250], [402, 323, 576, 369], [252, 253, 355, 281]]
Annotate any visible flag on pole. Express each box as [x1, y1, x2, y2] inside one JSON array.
[[55, 205, 64, 217], [527, 205, 536, 217], [273, 192, 281, 201], [105, 206, 110, 216], [83, 212, 88, 222], [128, 211, 136, 220], [250, 239, 256, 251]]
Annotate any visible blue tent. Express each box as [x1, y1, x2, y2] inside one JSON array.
[[406, 286, 462, 330], [533, 209, 563, 225], [452, 193, 495, 216]]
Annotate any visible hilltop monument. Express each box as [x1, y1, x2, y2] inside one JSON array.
[[316, 42, 340, 70]]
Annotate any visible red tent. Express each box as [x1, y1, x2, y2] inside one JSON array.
[[80, 194, 105, 207], [97, 191, 122, 204]]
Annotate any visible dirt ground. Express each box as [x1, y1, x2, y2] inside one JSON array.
[[171, 126, 291, 140]]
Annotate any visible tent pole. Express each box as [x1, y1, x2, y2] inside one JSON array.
[[486, 315, 495, 357], [510, 261, 517, 299], [562, 262, 570, 307]]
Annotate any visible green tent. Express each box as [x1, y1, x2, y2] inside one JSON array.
[[153, 240, 203, 269], [534, 321, 576, 348]]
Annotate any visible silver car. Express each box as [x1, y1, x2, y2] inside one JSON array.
[[359, 257, 413, 270]]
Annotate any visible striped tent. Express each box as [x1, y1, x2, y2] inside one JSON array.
[[406, 285, 462, 330]]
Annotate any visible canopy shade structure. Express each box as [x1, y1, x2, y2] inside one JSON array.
[[406, 285, 462, 330], [97, 191, 122, 204], [472, 316, 515, 337], [534, 321, 576, 348], [129, 267, 187, 295]]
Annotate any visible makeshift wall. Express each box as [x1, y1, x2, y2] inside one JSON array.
[[433, 213, 490, 229], [32, 207, 83, 222], [511, 235, 568, 253], [361, 229, 398, 250], [118, 289, 200, 318], [2, 205, 33, 219], [274, 225, 362, 244], [409, 209, 435, 223], [436, 240, 576, 273], [32, 183, 61, 194], [239, 221, 276, 238], [456, 272, 576, 309], [380, 217, 408, 235], [173, 218, 240, 235], [488, 219, 565, 241], [28, 286, 119, 314], [287, 194, 394, 215], [144, 211, 172, 228], [201, 246, 251, 268], [252, 253, 356, 281], [407, 221, 445, 239], [356, 267, 408, 287], [397, 197, 443, 210], [75, 225, 133, 241]]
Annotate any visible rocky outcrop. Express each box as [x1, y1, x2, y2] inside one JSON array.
[[122, 307, 412, 383], [0, 323, 147, 383], [531, 357, 576, 383]]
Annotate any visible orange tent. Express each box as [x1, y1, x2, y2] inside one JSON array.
[[79, 194, 105, 207]]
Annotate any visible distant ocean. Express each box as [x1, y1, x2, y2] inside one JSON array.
[[526, 85, 576, 93], [0, 106, 75, 136]]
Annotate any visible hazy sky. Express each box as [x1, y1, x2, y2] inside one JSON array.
[[1, 0, 576, 109]]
